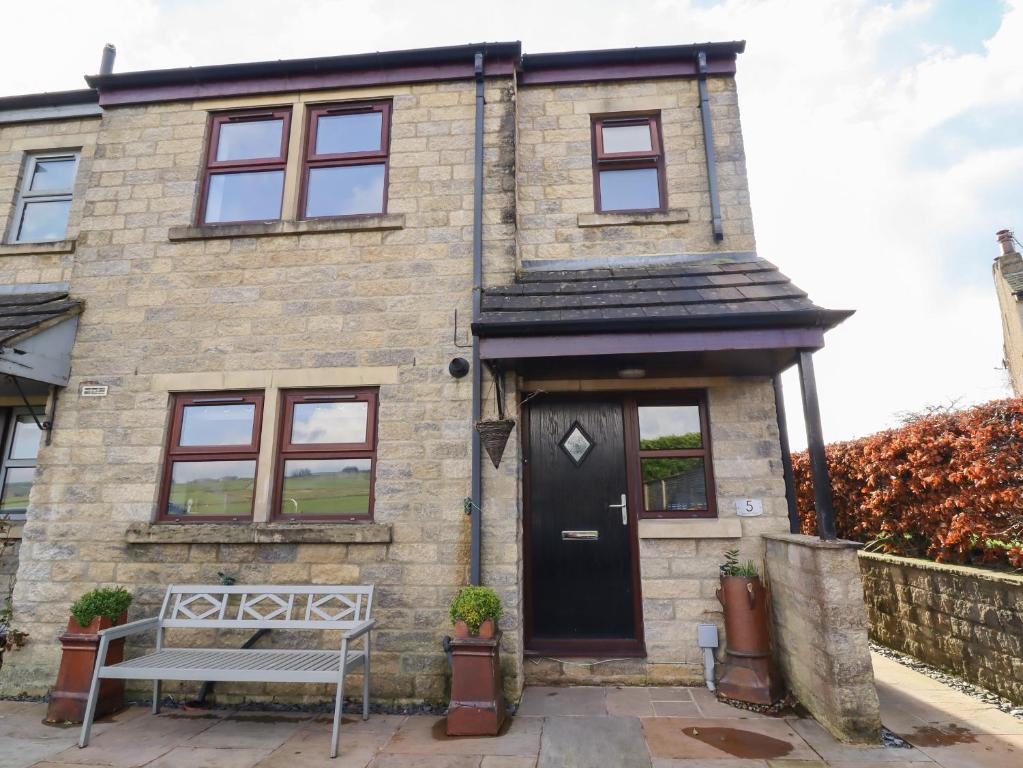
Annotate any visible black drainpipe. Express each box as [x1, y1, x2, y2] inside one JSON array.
[[696, 51, 724, 242], [469, 51, 485, 587], [773, 374, 800, 534]]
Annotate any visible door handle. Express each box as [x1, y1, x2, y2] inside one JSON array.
[[609, 493, 627, 525]]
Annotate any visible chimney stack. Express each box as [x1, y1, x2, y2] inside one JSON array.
[[99, 44, 116, 76], [997, 229, 1017, 257]]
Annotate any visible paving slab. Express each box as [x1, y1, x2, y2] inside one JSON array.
[[648, 688, 696, 703], [144, 746, 275, 768], [480, 757, 537, 768], [642, 717, 818, 761], [689, 689, 770, 720], [652, 758, 769, 767], [517, 687, 607, 717], [539, 715, 651, 768], [651, 701, 702, 717], [185, 711, 309, 750], [905, 734, 1023, 768], [607, 688, 655, 718], [369, 756, 482, 768], [786, 717, 932, 763], [256, 718, 400, 768], [383, 716, 541, 757]]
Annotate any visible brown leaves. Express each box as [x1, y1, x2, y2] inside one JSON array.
[[793, 398, 1023, 569]]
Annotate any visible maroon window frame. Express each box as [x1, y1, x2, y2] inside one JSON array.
[[157, 391, 264, 523], [591, 113, 667, 214], [624, 392, 716, 519], [299, 101, 391, 220], [272, 388, 379, 521], [198, 107, 292, 225]]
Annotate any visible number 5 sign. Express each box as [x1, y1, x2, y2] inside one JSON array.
[[735, 498, 763, 517]]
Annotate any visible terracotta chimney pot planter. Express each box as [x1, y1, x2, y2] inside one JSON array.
[[716, 576, 782, 705], [447, 619, 505, 736], [46, 612, 128, 724]]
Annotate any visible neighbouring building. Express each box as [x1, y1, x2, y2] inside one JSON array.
[[994, 229, 1023, 395], [0, 40, 853, 707]]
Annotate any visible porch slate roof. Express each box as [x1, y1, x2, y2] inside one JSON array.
[[0, 291, 83, 346], [474, 256, 853, 337]]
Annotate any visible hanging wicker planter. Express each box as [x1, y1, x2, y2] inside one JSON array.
[[475, 418, 516, 469]]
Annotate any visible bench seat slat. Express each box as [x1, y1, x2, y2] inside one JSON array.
[[98, 648, 363, 684]]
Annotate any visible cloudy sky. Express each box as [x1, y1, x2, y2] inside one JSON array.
[[3, 0, 1020, 449]]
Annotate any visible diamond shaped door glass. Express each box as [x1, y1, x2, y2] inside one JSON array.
[[559, 422, 594, 466]]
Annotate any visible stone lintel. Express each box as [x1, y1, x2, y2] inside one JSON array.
[[167, 214, 405, 241], [125, 522, 392, 545]]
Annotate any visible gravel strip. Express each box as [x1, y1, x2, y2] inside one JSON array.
[[872, 642, 1023, 720]]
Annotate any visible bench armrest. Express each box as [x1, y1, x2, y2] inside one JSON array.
[[99, 617, 160, 640], [342, 619, 375, 641]]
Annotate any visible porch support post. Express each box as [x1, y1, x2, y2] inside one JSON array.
[[796, 350, 837, 540], [772, 374, 800, 534]]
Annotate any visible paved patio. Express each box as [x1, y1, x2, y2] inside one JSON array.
[[2, 652, 1020, 767]]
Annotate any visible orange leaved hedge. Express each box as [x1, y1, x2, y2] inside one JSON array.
[[792, 398, 1023, 569]]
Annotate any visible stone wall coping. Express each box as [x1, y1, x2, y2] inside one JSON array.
[[125, 522, 392, 545], [762, 532, 863, 550], [638, 518, 741, 539], [576, 209, 690, 228], [0, 240, 76, 257], [167, 214, 405, 241], [859, 549, 1023, 586]]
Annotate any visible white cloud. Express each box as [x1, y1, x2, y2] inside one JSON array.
[[2, 0, 1020, 450]]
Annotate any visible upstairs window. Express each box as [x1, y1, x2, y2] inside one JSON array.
[[274, 389, 378, 520], [301, 102, 390, 219], [158, 392, 264, 521], [10, 152, 79, 243], [0, 408, 44, 520], [201, 109, 291, 224], [592, 114, 665, 213]]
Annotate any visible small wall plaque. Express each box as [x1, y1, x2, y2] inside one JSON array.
[[735, 498, 763, 517], [80, 385, 108, 397]]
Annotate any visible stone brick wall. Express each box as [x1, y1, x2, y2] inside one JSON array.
[[0, 79, 520, 703], [860, 551, 1023, 704], [516, 76, 754, 265], [764, 534, 881, 743]]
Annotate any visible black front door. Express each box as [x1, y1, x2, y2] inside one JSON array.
[[525, 396, 643, 653]]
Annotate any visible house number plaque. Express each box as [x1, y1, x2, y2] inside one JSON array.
[[735, 499, 763, 517]]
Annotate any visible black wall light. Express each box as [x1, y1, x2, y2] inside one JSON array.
[[448, 357, 470, 378]]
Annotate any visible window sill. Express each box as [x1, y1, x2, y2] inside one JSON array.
[[2, 522, 24, 540], [638, 518, 741, 539], [577, 209, 689, 228], [167, 214, 405, 242], [0, 240, 76, 256], [125, 521, 392, 545]]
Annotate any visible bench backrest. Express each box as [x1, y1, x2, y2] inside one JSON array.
[[158, 584, 374, 631]]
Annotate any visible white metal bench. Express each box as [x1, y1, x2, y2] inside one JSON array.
[[79, 584, 374, 759]]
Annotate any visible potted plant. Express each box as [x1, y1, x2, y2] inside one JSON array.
[[47, 587, 133, 723], [715, 550, 782, 705], [446, 586, 505, 736]]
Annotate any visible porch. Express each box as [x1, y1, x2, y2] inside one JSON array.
[[6, 652, 1019, 768]]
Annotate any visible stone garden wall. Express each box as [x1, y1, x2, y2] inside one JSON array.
[[860, 551, 1023, 704]]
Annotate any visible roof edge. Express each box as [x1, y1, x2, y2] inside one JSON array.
[[0, 88, 98, 111], [520, 40, 745, 68]]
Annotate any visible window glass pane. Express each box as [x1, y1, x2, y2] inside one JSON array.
[[180, 403, 255, 447], [280, 458, 371, 516], [598, 168, 660, 211], [291, 401, 368, 444], [0, 466, 35, 512], [17, 199, 71, 241], [602, 123, 652, 154], [305, 164, 385, 217], [29, 158, 76, 192], [9, 415, 42, 460], [638, 405, 702, 449], [205, 170, 283, 223], [215, 119, 284, 161], [166, 460, 256, 517], [641, 457, 707, 512], [315, 112, 382, 155]]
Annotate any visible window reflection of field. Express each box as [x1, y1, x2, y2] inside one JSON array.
[[281, 469, 371, 516], [167, 477, 254, 517]]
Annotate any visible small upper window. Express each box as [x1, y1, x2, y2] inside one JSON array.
[[592, 114, 665, 213], [158, 392, 264, 521], [10, 153, 79, 243], [201, 109, 291, 225], [301, 102, 390, 219], [0, 408, 43, 520], [274, 389, 378, 520]]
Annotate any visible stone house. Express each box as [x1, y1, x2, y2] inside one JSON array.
[[993, 229, 1023, 394], [0, 40, 852, 707]]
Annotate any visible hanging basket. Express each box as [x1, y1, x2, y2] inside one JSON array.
[[475, 418, 516, 469]]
